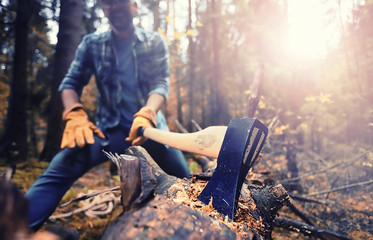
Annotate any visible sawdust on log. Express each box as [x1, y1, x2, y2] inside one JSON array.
[[165, 176, 266, 238]]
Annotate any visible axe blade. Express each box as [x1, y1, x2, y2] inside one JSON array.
[[197, 118, 268, 220]]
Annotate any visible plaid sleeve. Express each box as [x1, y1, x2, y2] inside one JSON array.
[[58, 35, 95, 96], [147, 32, 170, 100]]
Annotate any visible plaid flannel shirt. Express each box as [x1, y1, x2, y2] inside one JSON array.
[[59, 27, 170, 132]]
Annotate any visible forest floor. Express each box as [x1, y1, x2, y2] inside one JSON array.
[[1, 146, 373, 240]]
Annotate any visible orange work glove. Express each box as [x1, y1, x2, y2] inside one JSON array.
[[126, 106, 157, 146], [60, 103, 105, 149]]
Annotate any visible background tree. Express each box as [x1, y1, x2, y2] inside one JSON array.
[[40, 0, 84, 161], [0, 0, 36, 166], [210, 0, 224, 124], [0, 2, 15, 132], [166, 0, 186, 126], [141, 0, 161, 31], [187, 0, 196, 130]]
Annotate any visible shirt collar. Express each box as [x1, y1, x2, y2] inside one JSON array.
[[133, 27, 145, 42], [98, 27, 144, 43]]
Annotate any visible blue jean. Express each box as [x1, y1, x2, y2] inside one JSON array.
[[25, 127, 190, 230]]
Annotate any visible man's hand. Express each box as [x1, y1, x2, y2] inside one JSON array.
[[126, 106, 157, 146], [61, 103, 105, 149]]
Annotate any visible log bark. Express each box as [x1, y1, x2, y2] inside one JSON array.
[[102, 146, 290, 240]]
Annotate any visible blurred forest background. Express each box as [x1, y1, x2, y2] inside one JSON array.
[[0, 0, 372, 239]]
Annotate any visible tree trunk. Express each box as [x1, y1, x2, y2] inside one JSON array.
[[40, 0, 83, 161], [0, 0, 34, 163], [284, 143, 303, 193], [210, 0, 224, 125], [246, 64, 264, 118], [175, 67, 184, 125], [171, 0, 184, 125], [187, 0, 196, 131], [152, 0, 161, 31]]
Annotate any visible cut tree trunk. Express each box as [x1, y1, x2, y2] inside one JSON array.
[[102, 146, 290, 240]]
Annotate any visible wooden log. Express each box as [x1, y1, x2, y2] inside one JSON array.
[[102, 146, 290, 240]]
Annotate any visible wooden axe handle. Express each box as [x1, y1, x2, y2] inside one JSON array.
[[140, 126, 227, 158]]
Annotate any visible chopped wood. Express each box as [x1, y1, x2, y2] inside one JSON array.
[[101, 146, 290, 240]]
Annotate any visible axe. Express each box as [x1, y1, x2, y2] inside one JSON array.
[[139, 118, 268, 219]]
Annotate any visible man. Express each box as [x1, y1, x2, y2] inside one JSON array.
[[25, 0, 190, 231]]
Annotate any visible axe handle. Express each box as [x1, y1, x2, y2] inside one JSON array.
[[140, 126, 227, 159]]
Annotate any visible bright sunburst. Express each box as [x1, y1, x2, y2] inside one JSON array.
[[285, 0, 352, 60]]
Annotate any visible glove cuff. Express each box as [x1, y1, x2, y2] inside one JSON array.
[[134, 106, 157, 127], [62, 103, 85, 121]]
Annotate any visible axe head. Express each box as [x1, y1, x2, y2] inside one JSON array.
[[197, 118, 268, 220]]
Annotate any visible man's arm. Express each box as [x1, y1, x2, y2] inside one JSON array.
[[146, 32, 170, 102], [145, 93, 166, 113], [126, 93, 165, 146], [61, 89, 80, 110], [126, 31, 170, 146]]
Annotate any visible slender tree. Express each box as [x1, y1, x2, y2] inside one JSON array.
[[187, 0, 196, 130], [171, 0, 184, 125], [153, 0, 161, 30], [40, 0, 83, 161], [0, 0, 35, 164], [142, 0, 161, 30], [210, 0, 224, 124]]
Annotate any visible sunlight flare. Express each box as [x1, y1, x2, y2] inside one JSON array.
[[285, 0, 330, 59]]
